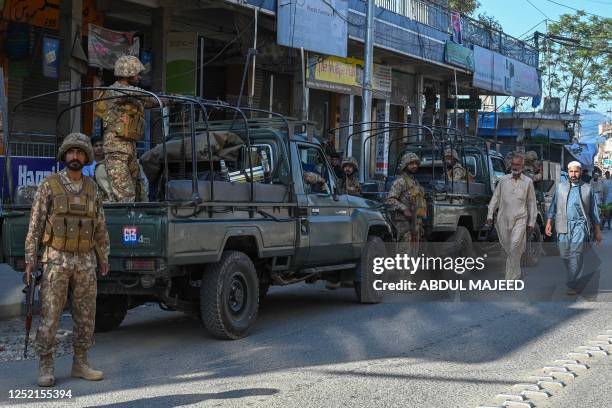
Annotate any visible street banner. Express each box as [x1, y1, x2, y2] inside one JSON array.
[[42, 36, 60, 79], [451, 12, 463, 44], [375, 106, 389, 176], [473, 46, 540, 97], [88, 24, 140, 70], [277, 0, 348, 58]]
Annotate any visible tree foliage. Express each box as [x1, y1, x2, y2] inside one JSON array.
[[541, 12, 611, 114], [447, 0, 480, 15]]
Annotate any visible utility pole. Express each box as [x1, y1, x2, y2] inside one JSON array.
[[360, 0, 374, 182]]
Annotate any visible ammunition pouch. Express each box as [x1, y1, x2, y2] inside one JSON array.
[[41, 174, 97, 253], [97, 93, 144, 141]]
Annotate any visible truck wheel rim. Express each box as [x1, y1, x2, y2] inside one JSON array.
[[228, 274, 247, 314]]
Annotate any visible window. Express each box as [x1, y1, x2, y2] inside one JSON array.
[[491, 157, 506, 178], [298, 145, 332, 195]]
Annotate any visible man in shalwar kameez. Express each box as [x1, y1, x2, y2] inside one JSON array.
[[487, 153, 537, 280], [546, 161, 603, 295]]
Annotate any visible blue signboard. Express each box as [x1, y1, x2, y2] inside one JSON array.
[[42, 37, 60, 79], [277, 0, 348, 58], [0, 156, 62, 197]]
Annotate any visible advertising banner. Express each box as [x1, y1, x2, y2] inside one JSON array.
[[88, 24, 140, 70], [473, 46, 540, 97], [0, 156, 62, 197], [166, 32, 199, 96], [277, 0, 348, 58], [307, 55, 392, 99], [42, 36, 60, 79]]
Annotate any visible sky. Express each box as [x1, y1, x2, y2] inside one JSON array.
[[477, 0, 611, 117]]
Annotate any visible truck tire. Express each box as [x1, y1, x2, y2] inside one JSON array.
[[200, 251, 259, 339], [445, 226, 475, 279], [522, 225, 542, 266], [354, 236, 386, 304], [94, 295, 128, 333]]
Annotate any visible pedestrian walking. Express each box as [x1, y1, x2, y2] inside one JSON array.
[[487, 152, 537, 280]]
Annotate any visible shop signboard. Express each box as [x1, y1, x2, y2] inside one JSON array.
[[277, 0, 348, 58], [444, 41, 474, 71], [473, 46, 540, 97], [166, 32, 198, 96]]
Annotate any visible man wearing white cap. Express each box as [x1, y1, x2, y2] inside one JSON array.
[[487, 152, 537, 280], [545, 161, 602, 295]]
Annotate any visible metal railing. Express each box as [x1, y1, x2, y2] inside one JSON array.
[[374, 0, 538, 67], [8, 141, 55, 158]]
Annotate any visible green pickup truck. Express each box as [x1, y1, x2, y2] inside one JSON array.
[[3, 107, 391, 340]]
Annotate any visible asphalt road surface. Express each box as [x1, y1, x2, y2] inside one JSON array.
[[1, 229, 611, 407]]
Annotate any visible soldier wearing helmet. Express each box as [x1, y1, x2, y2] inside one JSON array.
[[386, 152, 427, 244], [24, 133, 110, 387], [523, 150, 542, 181], [338, 157, 362, 197], [444, 148, 473, 181], [95, 55, 157, 202]]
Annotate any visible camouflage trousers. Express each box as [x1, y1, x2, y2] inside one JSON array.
[[105, 150, 143, 203], [34, 263, 97, 355], [396, 221, 421, 257]]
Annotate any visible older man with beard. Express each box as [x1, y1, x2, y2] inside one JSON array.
[[546, 161, 603, 295], [487, 152, 537, 280]]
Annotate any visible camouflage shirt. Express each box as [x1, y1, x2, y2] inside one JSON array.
[[338, 174, 362, 197], [100, 81, 159, 154], [386, 173, 427, 216], [25, 169, 110, 268]]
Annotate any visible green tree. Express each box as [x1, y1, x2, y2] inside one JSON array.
[[541, 12, 612, 114], [447, 0, 480, 15]]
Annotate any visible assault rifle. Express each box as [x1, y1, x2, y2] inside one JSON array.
[[23, 267, 41, 358]]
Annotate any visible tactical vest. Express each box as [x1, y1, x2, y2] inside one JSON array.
[[96, 92, 145, 141], [42, 174, 97, 252]]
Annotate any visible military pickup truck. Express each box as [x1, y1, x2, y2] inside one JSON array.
[[2, 94, 391, 340], [354, 125, 552, 268]]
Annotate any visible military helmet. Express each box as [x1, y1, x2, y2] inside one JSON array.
[[525, 150, 538, 162], [57, 133, 93, 165], [400, 152, 420, 170], [114, 55, 145, 77], [341, 156, 359, 171], [444, 148, 459, 161]]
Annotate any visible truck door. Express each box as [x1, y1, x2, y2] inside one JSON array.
[[297, 144, 352, 265]]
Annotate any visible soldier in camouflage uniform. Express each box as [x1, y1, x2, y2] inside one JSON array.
[[96, 55, 158, 202], [303, 171, 329, 194], [386, 152, 427, 245], [24, 133, 110, 387], [523, 150, 543, 181], [444, 148, 473, 181], [338, 157, 362, 197]]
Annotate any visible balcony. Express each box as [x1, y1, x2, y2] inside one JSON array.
[[240, 0, 538, 68], [373, 0, 538, 67]]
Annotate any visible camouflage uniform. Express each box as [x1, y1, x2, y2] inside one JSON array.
[[444, 148, 472, 181], [523, 151, 542, 181], [303, 171, 329, 194], [25, 133, 109, 386], [97, 56, 155, 202], [386, 153, 427, 243], [338, 157, 362, 197]]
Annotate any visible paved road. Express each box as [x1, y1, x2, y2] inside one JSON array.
[[1, 230, 611, 407]]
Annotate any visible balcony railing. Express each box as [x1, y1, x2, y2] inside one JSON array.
[[374, 0, 538, 67]]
